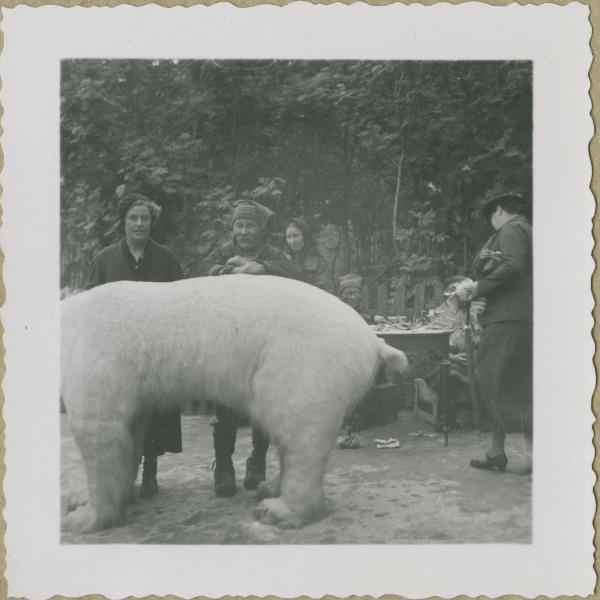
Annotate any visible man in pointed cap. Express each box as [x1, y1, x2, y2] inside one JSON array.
[[194, 199, 304, 497], [196, 200, 303, 279]]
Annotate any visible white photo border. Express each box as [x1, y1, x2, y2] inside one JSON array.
[[1, 4, 595, 598]]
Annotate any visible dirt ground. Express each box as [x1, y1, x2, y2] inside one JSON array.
[[60, 411, 531, 544]]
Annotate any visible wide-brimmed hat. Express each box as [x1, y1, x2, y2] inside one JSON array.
[[481, 192, 531, 221]]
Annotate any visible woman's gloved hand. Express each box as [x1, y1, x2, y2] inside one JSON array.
[[455, 278, 478, 301]]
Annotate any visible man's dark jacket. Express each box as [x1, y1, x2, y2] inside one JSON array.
[[193, 239, 304, 280]]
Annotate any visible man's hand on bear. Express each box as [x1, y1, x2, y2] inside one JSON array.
[[226, 255, 249, 267], [236, 261, 266, 275]]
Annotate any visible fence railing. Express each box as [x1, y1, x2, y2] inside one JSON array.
[[363, 277, 444, 318]]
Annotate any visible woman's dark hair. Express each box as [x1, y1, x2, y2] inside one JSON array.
[[285, 218, 319, 255], [119, 194, 162, 227]]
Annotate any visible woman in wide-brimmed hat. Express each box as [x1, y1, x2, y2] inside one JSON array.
[[456, 192, 533, 475]]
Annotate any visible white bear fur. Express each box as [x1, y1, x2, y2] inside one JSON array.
[[61, 274, 408, 532]]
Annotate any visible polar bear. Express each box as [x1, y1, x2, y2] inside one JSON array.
[[61, 274, 408, 533]]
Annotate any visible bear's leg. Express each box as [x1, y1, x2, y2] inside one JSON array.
[[64, 419, 137, 533], [255, 433, 331, 528], [256, 446, 284, 500], [129, 414, 148, 502]]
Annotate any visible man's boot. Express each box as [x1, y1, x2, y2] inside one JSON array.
[[213, 411, 237, 497], [214, 464, 236, 497], [244, 426, 269, 490], [140, 454, 159, 498]]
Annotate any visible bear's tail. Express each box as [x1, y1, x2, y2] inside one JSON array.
[[377, 339, 409, 383]]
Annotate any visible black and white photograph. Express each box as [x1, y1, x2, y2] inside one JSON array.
[[59, 58, 534, 545], [2, 4, 594, 598]]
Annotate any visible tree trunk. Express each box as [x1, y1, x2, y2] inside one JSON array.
[[392, 148, 405, 256]]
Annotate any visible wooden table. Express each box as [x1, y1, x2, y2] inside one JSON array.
[[375, 329, 453, 446]]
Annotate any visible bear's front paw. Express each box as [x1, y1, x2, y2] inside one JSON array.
[[65, 494, 88, 513], [63, 505, 124, 534], [63, 505, 100, 533], [254, 498, 303, 529]]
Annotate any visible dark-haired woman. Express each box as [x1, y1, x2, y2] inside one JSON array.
[[285, 218, 333, 293], [87, 193, 183, 498]]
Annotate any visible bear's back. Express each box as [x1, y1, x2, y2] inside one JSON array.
[[61, 275, 382, 393]]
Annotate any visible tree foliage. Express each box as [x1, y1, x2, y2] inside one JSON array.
[[61, 59, 531, 291]]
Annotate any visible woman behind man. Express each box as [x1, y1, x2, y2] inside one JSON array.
[[284, 218, 333, 292], [87, 193, 183, 498]]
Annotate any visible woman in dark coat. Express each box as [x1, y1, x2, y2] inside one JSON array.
[[87, 193, 183, 497], [456, 192, 533, 475], [284, 218, 333, 293]]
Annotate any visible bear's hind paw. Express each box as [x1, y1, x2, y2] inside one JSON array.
[[254, 498, 303, 529]]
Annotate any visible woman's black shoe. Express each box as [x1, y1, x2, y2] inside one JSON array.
[[140, 474, 159, 498], [469, 453, 508, 472]]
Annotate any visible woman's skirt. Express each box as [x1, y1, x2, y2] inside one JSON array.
[[476, 321, 533, 434]]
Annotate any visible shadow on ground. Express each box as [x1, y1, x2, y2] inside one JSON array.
[[60, 412, 531, 544]]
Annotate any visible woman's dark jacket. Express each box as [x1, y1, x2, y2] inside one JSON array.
[[472, 214, 532, 325], [88, 238, 182, 288], [87, 237, 183, 456]]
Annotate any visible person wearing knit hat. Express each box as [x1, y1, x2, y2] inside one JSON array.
[[338, 273, 363, 302], [337, 273, 375, 325], [337, 273, 377, 432], [87, 193, 183, 499], [194, 199, 301, 279], [284, 218, 333, 293], [232, 200, 274, 230], [455, 191, 532, 475], [192, 199, 304, 498]]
